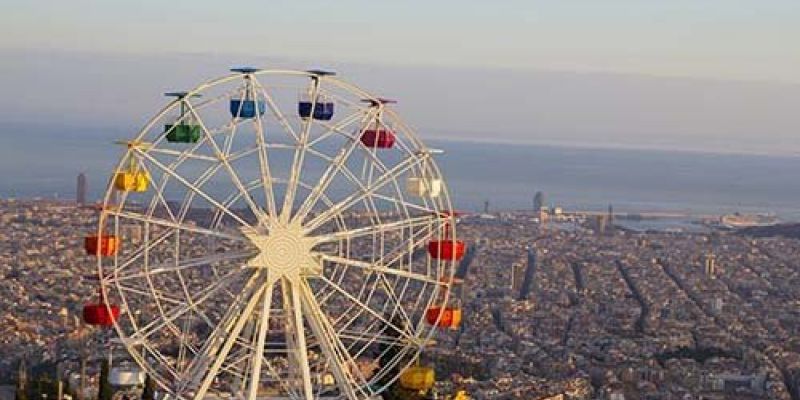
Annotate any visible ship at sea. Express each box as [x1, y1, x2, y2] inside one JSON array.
[[719, 212, 779, 228]]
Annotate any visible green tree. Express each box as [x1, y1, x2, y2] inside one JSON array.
[[98, 360, 113, 400], [140, 375, 155, 400]]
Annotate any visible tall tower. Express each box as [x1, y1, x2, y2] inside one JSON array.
[[607, 204, 614, 224], [596, 215, 608, 236], [483, 200, 490, 214], [77, 172, 88, 206], [533, 191, 545, 212], [704, 252, 716, 278]]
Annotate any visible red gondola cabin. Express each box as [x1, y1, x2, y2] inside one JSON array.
[[83, 303, 120, 327], [428, 240, 466, 261], [360, 129, 395, 149], [84, 235, 119, 257]]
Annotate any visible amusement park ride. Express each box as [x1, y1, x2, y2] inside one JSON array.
[[80, 68, 468, 399]]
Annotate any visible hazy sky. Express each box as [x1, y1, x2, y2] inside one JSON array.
[[3, 0, 800, 83], [1, 1, 799, 155]]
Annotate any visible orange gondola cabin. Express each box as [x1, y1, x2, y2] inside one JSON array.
[[426, 306, 462, 329]]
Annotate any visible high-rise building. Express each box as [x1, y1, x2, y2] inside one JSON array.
[[607, 204, 614, 224], [518, 247, 538, 300], [704, 252, 717, 277], [533, 191, 545, 211], [76, 172, 88, 206], [595, 215, 608, 235], [606, 204, 615, 234], [483, 200, 490, 214]]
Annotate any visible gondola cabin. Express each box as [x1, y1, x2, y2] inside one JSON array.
[[164, 92, 202, 143], [406, 177, 442, 197], [230, 99, 266, 119], [360, 129, 395, 149], [114, 171, 150, 192], [84, 235, 119, 257], [164, 123, 201, 143], [428, 239, 466, 261], [298, 96, 335, 120], [83, 302, 120, 327], [399, 366, 435, 392], [426, 306, 462, 329]]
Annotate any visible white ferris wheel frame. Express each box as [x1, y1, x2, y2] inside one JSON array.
[[93, 69, 460, 400]]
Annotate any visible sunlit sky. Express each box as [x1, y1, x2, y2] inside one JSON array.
[[4, 0, 800, 83], [1, 1, 800, 155]]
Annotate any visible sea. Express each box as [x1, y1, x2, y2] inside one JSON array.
[[3, 123, 800, 221]]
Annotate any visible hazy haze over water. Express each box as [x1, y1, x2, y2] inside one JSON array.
[[1, 50, 800, 218]]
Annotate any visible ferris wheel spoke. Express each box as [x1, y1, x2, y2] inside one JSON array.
[[186, 103, 269, 226], [283, 278, 315, 400], [253, 78, 300, 142], [314, 214, 440, 245], [190, 275, 268, 400], [306, 107, 370, 148], [134, 148, 254, 229], [146, 147, 219, 163], [178, 270, 264, 394], [137, 162, 181, 223], [106, 209, 246, 243], [315, 253, 442, 286], [370, 192, 438, 214], [116, 282, 184, 306], [278, 279, 303, 400], [313, 275, 414, 343], [247, 280, 275, 400], [305, 153, 429, 232], [250, 96, 279, 220], [108, 228, 172, 275], [374, 273, 416, 337], [128, 267, 250, 342], [280, 83, 319, 223], [113, 250, 256, 283], [307, 150, 440, 226], [297, 279, 365, 400], [337, 330, 413, 347], [293, 109, 378, 223], [317, 151, 438, 217]]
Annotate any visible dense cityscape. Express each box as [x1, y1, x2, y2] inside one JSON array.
[[3, 197, 800, 399]]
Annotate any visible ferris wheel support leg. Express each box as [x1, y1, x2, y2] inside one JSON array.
[[298, 280, 361, 400], [192, 282, 267, 400], [247, 279, 274, 400]]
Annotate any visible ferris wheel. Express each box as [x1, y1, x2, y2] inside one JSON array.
[[81, 68, 467, 400]]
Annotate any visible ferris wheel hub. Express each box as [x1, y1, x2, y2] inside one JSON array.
[[241, 223, 319, 278]]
